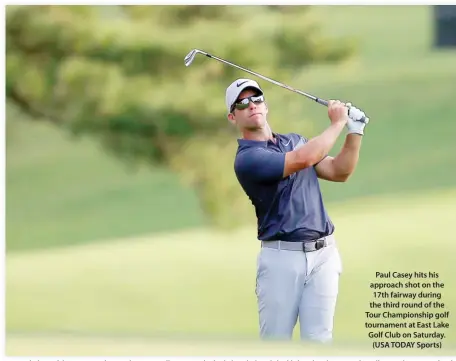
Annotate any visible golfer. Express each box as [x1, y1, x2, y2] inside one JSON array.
[[225, 78, 368, 342]]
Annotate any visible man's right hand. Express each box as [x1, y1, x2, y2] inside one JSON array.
[[327, 100, 349, 125]]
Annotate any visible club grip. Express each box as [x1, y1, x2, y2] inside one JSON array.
[[318, 98, 369, 124], [316, 98, 328, 107]]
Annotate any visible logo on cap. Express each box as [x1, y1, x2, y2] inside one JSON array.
[[236, 81, 248, 87]]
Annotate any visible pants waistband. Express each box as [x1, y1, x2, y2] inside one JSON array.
[[261, 234, 335, 252]]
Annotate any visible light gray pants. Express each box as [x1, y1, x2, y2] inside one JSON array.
[[255, 236, 342, 342]]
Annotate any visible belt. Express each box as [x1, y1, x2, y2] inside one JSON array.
[[261, 234, 335, 252]]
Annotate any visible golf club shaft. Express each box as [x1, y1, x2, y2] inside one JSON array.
[[202, 52, 328, 107], [186, 49, 369, 123]]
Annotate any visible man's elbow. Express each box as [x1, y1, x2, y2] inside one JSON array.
[[335, 173, 350, 182], [328, 159, 353, 182], [333, 169, 353, 182]]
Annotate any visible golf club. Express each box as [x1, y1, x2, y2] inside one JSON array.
[[184, 49, 369, 124]]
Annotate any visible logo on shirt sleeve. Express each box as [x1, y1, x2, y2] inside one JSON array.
[[293, 136, 306, 150]]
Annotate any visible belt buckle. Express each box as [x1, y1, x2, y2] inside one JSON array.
[[315, 238, 325, 250], [302, 238, 325, 252]]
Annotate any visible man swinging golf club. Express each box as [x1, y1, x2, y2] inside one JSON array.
[[226, 78, 369, 342]]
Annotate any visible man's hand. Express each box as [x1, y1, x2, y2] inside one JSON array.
[[327, 100, 349, 126], [346, 102, 369, 135]]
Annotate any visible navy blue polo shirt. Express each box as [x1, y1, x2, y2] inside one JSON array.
[[234, 132, 334, 242]]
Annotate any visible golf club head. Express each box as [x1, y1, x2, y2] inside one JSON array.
[[184, 49, 206, 67]]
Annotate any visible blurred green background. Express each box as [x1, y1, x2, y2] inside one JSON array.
[[5, 4, 456, 356]]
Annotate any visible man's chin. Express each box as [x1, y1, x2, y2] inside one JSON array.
[[244, 124, 263, 131], [245, 117, 264, 129]]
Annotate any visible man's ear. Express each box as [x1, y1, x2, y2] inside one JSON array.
[[227, 112, 236, 125], [264, 102, 269, 115]]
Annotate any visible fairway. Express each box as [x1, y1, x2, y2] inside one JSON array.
[[6, 189, 456, 355]]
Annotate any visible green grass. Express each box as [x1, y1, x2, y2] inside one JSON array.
[[6, 189, 456, 355], [6, 118, 207, 251], [313, 5, 435, 63]]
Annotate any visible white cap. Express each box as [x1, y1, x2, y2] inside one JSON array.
[[225, 78, 264, 113]]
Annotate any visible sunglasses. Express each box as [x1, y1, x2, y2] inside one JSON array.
[[232, 95, 265, 112]]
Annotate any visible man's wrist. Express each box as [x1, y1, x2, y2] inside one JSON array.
[[345, 133, 363, 147], [347, 129, 364, 136], [332, 119, 348, 130]]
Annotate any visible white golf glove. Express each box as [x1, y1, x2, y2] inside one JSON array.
[[346, 102, 369, 135]]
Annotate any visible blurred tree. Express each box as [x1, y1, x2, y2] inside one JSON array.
[[6, 5, 356, 228]]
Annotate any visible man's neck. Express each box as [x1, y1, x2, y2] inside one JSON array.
[[241, 127, 275, 142]]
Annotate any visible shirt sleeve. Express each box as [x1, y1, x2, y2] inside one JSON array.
[[235, 147, 285, 183]]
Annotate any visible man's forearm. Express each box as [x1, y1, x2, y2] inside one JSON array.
[[301, 122, 347, 166], [332, 134, 362, 178]]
